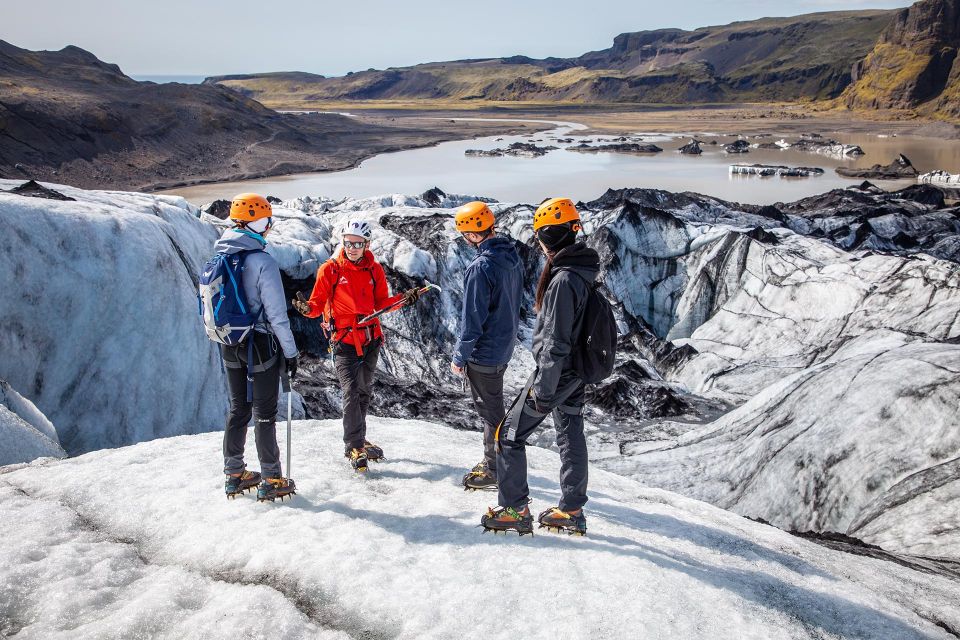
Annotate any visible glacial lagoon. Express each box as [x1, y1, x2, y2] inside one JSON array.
[[164, 119, 960, 206]]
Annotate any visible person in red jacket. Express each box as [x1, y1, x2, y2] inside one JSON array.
[[293, 220, 421, 472]]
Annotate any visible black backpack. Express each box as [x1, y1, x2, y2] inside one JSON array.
[[571, 276, 618, 384]]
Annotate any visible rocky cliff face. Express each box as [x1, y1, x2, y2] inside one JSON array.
[[844, 0, 960, 116]]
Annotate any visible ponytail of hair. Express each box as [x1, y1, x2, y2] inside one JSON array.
[[533, 255, 554, 313]]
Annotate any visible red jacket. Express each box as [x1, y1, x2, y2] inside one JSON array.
[[304, 249, 403, 354]]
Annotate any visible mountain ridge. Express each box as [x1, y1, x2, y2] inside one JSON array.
[[206, 10, 895, 106], [0, 40, 533, 191]]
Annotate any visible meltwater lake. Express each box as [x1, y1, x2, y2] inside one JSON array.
[[163, 118, 959, 206]]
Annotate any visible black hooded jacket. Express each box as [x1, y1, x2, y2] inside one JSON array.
[[531, 242, 600, 404]]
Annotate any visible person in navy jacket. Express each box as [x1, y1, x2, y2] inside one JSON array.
[[452, 201, 525, 490]]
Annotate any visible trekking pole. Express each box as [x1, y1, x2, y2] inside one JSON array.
[[357, 281, 442, 325], [281, 366, 292, 479]]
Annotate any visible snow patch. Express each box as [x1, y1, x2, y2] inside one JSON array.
[[1, 418, 957, 639]]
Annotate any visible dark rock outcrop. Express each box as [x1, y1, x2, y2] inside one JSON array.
[[5, 180, 74, 201], [569, 143, 663, 154], [465, 142, 557, 158], [835, 154, 919, 179], [723, 140, 750, 154], [204, 200, 232, 219], [678, 140, 703, 155], [420, 186, 447, 206]]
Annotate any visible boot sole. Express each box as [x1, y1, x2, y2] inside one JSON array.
[[463, 484, 498, 491], [225, 484, 259, 499], [538, 524, 587, 536], [480, 525, 534, 536], [257, 490, 296, 503]]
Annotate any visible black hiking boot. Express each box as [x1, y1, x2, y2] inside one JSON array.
[[257, 477, 296, 502], [480, 505, 533, 536], [462, 461, 497, 491], [347, 447, 368, 473], [225, 470, 261, 499], [537, 507, 587, 536]]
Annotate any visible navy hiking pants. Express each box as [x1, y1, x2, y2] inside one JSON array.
[[465, 362, 508, 476]]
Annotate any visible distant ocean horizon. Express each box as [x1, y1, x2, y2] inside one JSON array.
[[131, 75, 208, 84]]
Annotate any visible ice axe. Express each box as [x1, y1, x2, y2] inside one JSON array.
[[281, 363, 293, 480], [357, 281, 442, 325]]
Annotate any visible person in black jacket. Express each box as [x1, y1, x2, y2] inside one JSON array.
[[451, 202, 525, 491], [481, 198, 599, 536]]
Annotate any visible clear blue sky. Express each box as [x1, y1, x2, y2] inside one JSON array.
[[3, 0, 913, 77]]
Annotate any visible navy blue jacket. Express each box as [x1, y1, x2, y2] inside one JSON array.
[[454, 235, 524, 367]]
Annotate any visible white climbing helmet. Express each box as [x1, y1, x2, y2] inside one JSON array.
[[342, 219, 372, 241]]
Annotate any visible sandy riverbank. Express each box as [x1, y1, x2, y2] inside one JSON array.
[[357, 104, 960, 140]]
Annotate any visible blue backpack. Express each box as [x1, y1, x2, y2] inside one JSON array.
[[198, 251, 260, 346]]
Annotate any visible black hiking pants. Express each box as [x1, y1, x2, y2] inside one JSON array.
[[222, 331, 282, 478], [465, 362, 507, 476], [335, 337, 382, 451], [497, 371, 587, 513]]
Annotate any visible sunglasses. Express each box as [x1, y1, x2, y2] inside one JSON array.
[[343, 240, 368, 250]]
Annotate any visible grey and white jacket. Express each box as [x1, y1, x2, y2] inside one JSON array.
[[213, 229, 299, 359]]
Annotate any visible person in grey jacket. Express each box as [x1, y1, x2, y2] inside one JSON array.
[[452, 202, 524, 491], [217, 193, 299, 502], [481, 197, 598, 536]]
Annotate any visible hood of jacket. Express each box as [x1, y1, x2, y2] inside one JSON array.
[[550, 242, 600, 284], [214, 228, 267, 254], [475, 235, 521, 271]]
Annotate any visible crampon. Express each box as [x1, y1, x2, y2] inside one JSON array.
[[346, 448, 368, 473], [462, 462, 497, 491], [362, 441, 384, 462], [225, 470, 261, 499], [480, 505, 533, 536], [537, 507, 587, 536], [257, 477, 296, 502]]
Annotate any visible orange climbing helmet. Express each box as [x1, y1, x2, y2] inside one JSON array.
[[533, 197, 580, 231], [454, 201, 495, 233], [229, 193, 273, 223]]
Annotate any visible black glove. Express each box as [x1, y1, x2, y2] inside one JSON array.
[[285, 356, 299, 381], [402, 287, 422, 305]]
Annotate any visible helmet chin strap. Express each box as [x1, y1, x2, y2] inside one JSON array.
[[466, 228, 493, 246]]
